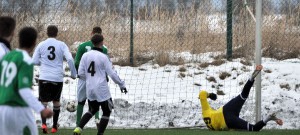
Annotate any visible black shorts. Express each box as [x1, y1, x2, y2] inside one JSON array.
[[88, 98, 114, 115], [38, 80, 63, 102]]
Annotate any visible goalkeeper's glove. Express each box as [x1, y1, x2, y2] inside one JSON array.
[[208, 93, 217, 100], [120, 87, 128, 94]]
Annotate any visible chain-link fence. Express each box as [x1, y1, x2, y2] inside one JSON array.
[[1, 0, 300, 131], [1, 0, 299, 64]]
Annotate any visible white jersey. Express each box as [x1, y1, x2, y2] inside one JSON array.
[[0, 42, 10, 60], [78, 48, 125, 102], [32, 38, 76, 82]]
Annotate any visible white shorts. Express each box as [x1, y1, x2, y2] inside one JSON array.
[[0, 105, 38, 135], [77, 78, 87, 102]]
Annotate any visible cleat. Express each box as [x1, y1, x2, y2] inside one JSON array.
[[73, 127, 82, 135], [269, 113, 278, 120], [51, 124, 59, 133], [51, 127, 58, 133], [41, 124, 48, 134], [275, 119, 283, 126], [269, 113, 283, 126], [250, 65, 263, 80]]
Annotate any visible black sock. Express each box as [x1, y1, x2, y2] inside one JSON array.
[[250, 120, 266, 131], [79, 112, 93, 129], [98, 116, 110, 134], [41, 104, 47, 125], [241, 80, 254, 99], [41, 116, 47, 125], [53, 105, 60, 128]]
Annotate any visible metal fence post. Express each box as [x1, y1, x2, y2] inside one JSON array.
[[130, 0, 134, 66], [227, 0, 233, 60]]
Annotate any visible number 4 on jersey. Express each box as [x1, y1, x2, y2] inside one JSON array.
[[88, 61, 95, 76]]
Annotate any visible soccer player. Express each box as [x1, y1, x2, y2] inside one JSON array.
[[73, 34, 127, 135], [0, 16, 16, 60], [32, 25, 77, 133], [199, 65, 283, 131], [74, 26, 108, 127], [0, 27, 53, 135]]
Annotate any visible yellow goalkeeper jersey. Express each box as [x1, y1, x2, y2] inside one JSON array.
[[199, 90, 228, 130]]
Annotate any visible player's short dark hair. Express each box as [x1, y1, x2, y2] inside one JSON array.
[[19, 27, 37, 48], [92, 27, 102, 34], [0, 16, 16, 38], [47, 25, 58, 37], [91, 34, 104, 46]]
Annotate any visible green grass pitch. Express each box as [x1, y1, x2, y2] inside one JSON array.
[[39, 128, 300, 135]]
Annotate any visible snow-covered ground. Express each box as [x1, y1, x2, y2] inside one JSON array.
[[32, 52, 300, 130]]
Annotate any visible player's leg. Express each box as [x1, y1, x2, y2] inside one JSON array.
[[76, 78, 87, 127], [38, 80, 51, 134], [51, 81, 63, 133], [0, 106, 18, 135], [228, 116, 266, 131], [97, 98, 114, 135], [240, 65, 263, 101], [23, 108, 39, 135], [263, 113, 283, 126], [80, 100, 100, 127], [223, 65, 262, 117], [224, 79, 255, 116]]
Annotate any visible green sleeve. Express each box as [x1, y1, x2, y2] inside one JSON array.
[[18, 63, 33, 89], [102, 45, 108, 55], [74, 45, 84, 72]]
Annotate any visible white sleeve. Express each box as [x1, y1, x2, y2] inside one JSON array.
[[0, 45, 6, 60], [78, 55, 86, 80], [63, 44, 77, 78], [32, 45, 41, 65], [104, 56, 125, 88], [19, 88, 44, 113]]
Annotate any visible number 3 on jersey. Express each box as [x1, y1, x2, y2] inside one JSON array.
[[47, 46, 56, 60], [0, 61, 17, 87], [88, 61, 95, 76]]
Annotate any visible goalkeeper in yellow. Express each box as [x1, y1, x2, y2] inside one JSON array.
[[199, 65, 283, 131]]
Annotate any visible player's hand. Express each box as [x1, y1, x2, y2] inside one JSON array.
[[255, 65, 263, 71], [120, 87, 128, 94], [41, 108, 53, 118], [208, 93, 217, 100]]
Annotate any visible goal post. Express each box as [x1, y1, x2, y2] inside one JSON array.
[[255, 0, 262, 123]]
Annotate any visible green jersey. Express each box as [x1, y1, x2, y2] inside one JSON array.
[[74, 41, 108, 71], [0, 49, 33, 107]]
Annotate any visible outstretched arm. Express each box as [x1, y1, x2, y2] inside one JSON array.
[[199, 91, 214, 111]]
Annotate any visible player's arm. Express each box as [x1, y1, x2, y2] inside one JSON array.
[[0, 46, 6, 60], [18, 64, 52, 118], [199, 91, 215, 111], [63, 44, 77, 79], [78, 54, 86, 80], [31, 45, 41, 65], [103, 56, 127, 93], [74, 45, 84, 72]]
